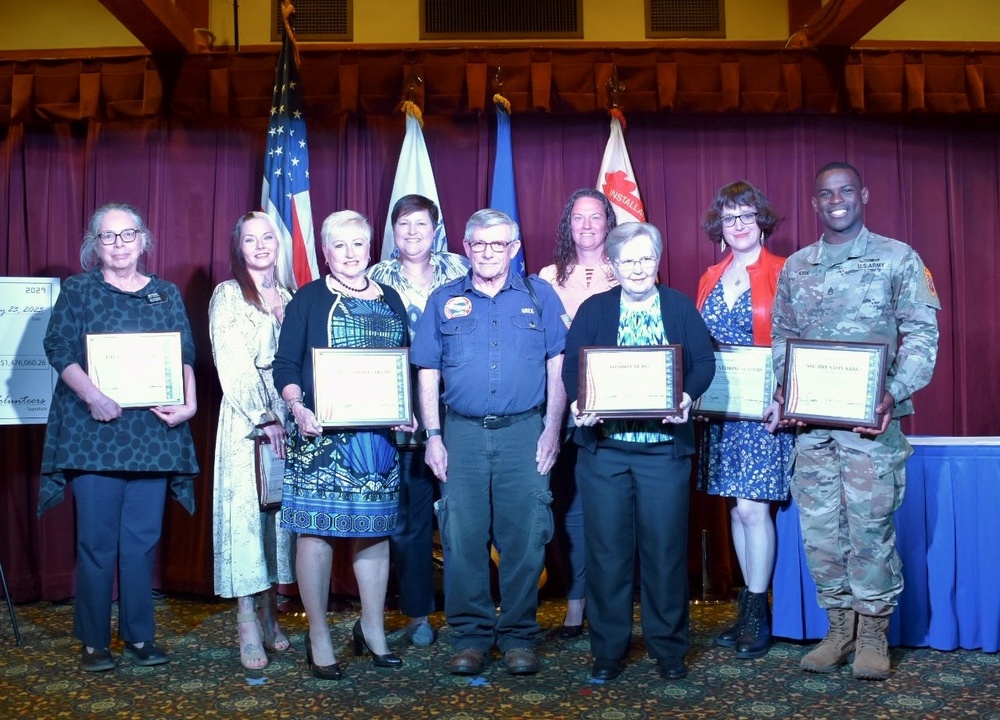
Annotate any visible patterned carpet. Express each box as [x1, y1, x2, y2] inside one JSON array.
[[1, 595, 997, 720]]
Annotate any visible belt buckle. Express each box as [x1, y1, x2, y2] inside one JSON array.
[[483, 415, 501, 429]]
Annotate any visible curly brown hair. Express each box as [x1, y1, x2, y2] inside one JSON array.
[[552, 189, 617, 286]]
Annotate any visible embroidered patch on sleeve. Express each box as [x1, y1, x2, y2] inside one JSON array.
[[924, 267, 937, 298]]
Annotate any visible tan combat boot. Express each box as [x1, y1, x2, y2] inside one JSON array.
[[852, 614, 891, 680], [800, 608, 856, 672]]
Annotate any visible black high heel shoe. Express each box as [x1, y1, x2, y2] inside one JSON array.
[[352, 620, 403, 668], [306, 639, 343, 680]]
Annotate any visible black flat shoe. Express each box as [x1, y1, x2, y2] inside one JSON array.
[[556, 624, 584, 639], [591, 657, 622, 681], [306, 640, 343, 680], [352, 620, 403, 668], [123, 641, 169, 667], [80, 645, 115, 672]]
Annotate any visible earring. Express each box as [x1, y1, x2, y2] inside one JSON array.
[[720, 238, 727, 253], [760, 233, 766, 245]]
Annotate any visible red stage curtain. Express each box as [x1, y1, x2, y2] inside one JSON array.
[[1, 110, 996, 601]]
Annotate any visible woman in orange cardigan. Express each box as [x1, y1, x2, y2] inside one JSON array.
[[695, 180, 792, 659]]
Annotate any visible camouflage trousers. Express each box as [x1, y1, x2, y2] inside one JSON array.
[[790, 421, 911, 617]]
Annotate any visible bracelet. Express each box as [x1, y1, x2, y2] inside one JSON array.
[[286, 397, 304, 409]]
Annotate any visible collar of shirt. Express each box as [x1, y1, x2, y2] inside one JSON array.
[[459, 269, 531, 297], [809, 225, 871, 266]]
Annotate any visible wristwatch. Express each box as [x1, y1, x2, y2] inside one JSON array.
[[424, 428, 443, 440]]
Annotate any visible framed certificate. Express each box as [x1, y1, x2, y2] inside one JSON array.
[[782, 339, 889, 429], [694, 345, 775, 421], [578, 345, 683, 418], [312, 347, 411, 427], [86, 331, 184, 408]]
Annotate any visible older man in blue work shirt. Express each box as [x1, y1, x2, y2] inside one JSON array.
[[410, 208, 568, 677]]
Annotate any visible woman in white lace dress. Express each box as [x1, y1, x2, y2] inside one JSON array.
[[209, 211, 296, 669]]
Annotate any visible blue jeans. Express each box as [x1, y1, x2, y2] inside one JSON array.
[[435, 411, 553, 652], [72, 472, 168, 648], [391, 447, 437, 618]]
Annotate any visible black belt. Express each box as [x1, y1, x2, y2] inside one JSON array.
[[448, 407, 541, 429]]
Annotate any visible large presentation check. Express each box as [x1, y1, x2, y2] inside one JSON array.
[[0, 277, 61, 425]]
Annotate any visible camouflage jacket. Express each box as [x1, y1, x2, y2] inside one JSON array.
[[771, 227, 940, 417]]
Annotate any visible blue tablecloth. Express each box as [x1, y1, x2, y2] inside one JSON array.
[[772, 437, 1000, 652]]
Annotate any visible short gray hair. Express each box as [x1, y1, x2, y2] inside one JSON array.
[[320, 210, 372, 253], [464, 208, 520, 243], [80, 202, 152, 270], [604, 222, 663, 263]]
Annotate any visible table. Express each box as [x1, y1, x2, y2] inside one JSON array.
[[771, 437, 1000, 652]]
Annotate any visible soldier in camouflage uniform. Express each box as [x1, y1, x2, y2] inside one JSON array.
[[771, 162, 940, 681]]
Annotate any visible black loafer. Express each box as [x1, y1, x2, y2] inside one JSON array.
[[123, 641, 169, 666], [556, 624, 584, 639], [591, 657, 622, 681], [80, 646, 115, 672], [657, 657, 687, 680]]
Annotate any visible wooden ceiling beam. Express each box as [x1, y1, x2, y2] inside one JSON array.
[[788, 0, 822, 37], [97, 0, 202, 54], [788, 0, 909, 48]]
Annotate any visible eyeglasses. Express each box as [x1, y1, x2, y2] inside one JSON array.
[[615, 256, 657, 273], [720, 211, 758, 227], [97, 229, 139, 245], [466, 240, 513, 253]]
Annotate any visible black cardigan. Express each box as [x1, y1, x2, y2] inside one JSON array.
[[562, 285, 716, 457]]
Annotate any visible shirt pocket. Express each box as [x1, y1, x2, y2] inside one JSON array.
[[510, 312, 545, 359], [441, 317, 477, 366], [850, 271, 891, 323]]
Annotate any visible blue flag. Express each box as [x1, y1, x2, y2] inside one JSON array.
[[489, 99, 525, 276]]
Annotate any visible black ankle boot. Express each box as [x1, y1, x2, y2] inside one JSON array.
[[735, 591, 772, 659], [715, 588, 748, 648]]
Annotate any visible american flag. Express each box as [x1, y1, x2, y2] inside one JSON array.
[[261, 1, 319, 289]]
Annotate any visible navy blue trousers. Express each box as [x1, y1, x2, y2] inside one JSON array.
[[390, 447, 437, 618], [72, 472, 167, 648]]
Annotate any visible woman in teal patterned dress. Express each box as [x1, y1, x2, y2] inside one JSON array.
[[273, 211, 415, 680], [695, 180, 792, 660]]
